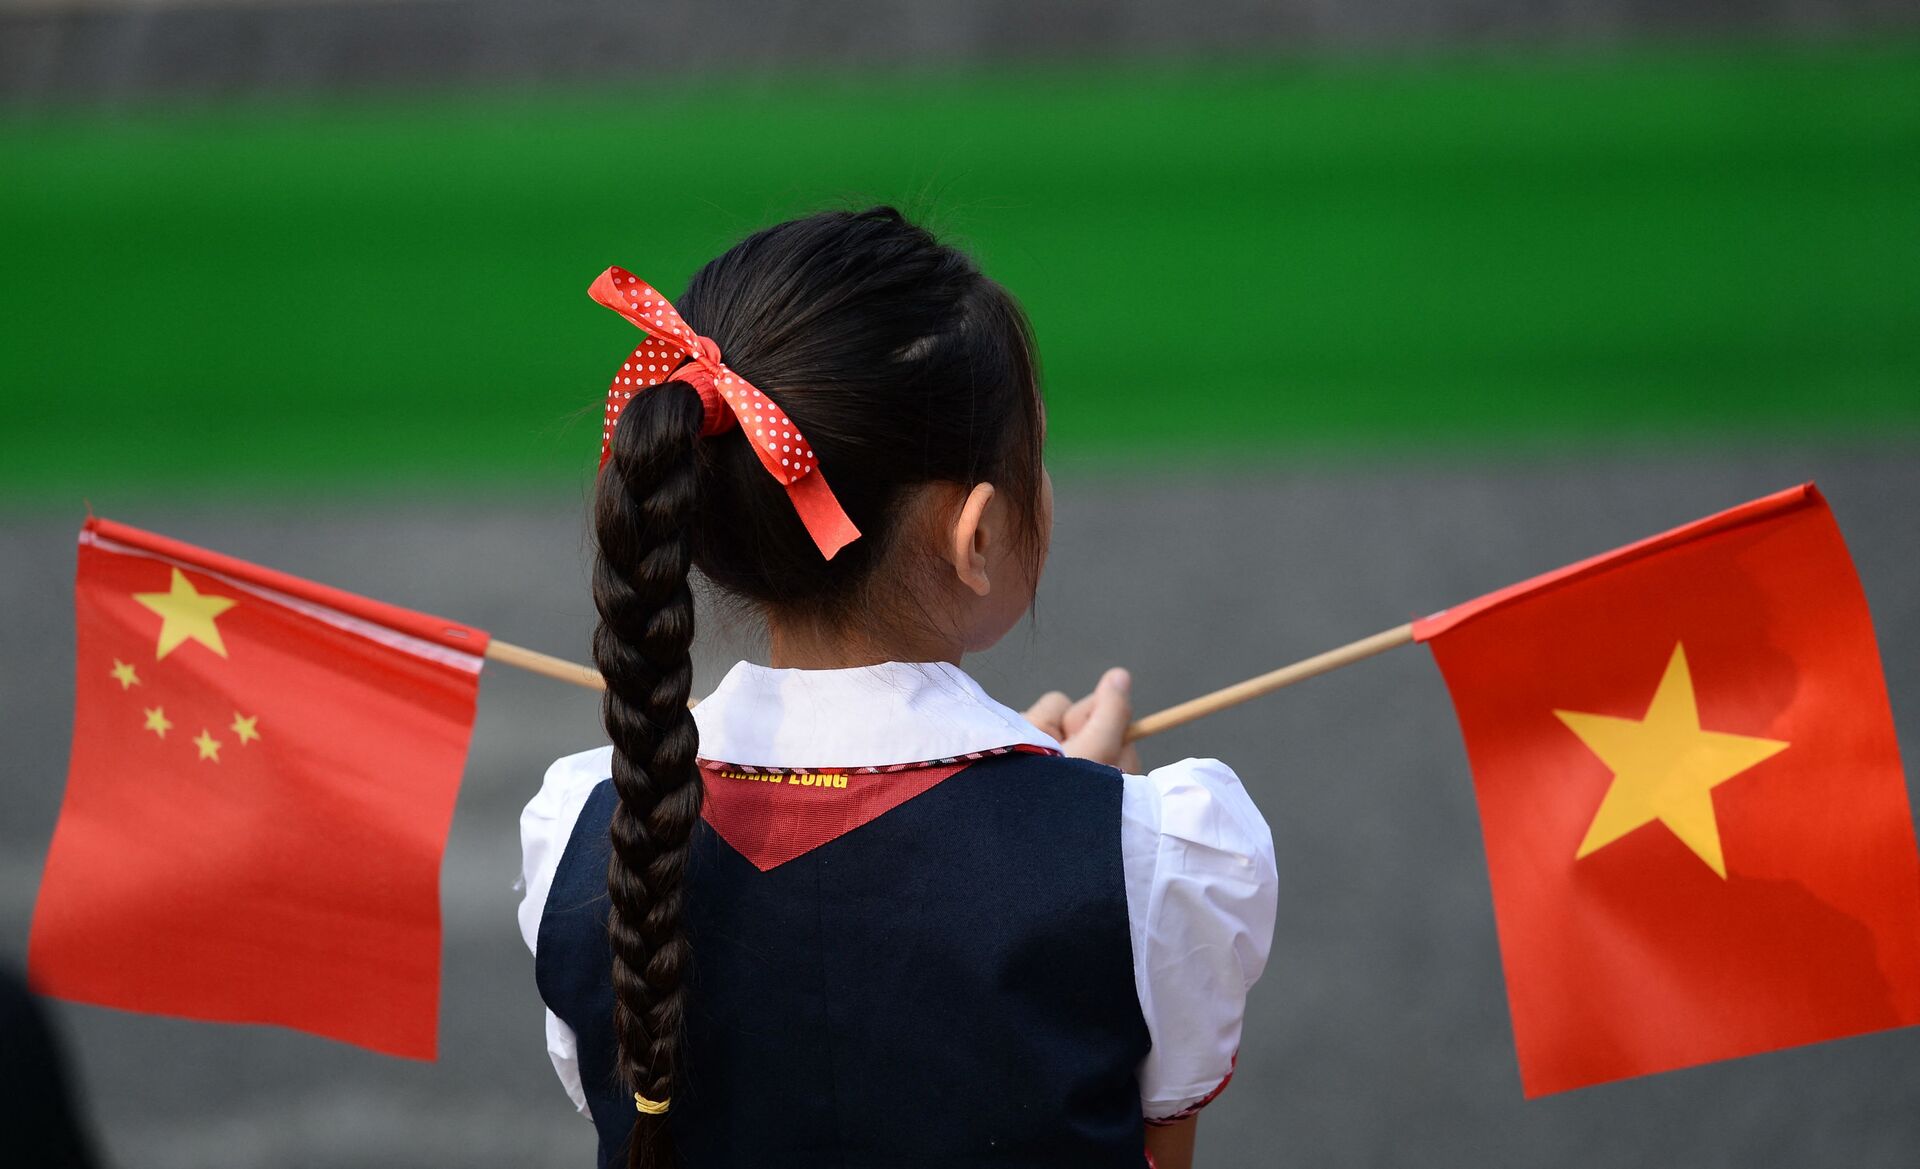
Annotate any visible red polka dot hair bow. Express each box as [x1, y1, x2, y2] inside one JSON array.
[[588, 266, 861, 559]]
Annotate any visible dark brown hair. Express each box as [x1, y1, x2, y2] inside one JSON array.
[[589, 206, 1046, 1167]]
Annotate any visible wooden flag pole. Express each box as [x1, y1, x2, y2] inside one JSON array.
[[485, 639, 606, 692], [1121, 622, 1414, 741], [485, 621, 1416, 740]]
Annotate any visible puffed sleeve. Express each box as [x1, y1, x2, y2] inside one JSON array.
[[1118, 757, 1278, 1123], [514, 745, 614, 1118]]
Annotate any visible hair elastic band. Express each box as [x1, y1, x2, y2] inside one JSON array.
[[587, 266, 862, 560], [634, 1091, 670, 1116]]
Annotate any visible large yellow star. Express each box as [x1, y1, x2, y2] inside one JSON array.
[[133, 568, 237, 660], [1556, 643, 1788, 878]]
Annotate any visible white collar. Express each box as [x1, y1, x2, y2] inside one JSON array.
[[692, 659, 1060, 769]]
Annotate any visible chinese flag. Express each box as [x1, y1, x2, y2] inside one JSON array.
[[28, 517, 489, 1059], [1417, 484, 1920, 1096]]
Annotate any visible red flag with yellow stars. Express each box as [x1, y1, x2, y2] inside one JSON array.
[[29, 516, 489, 1059], [1416, 483, 1920, 1096]]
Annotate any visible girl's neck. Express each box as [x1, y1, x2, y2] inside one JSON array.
[[767, 617, 963, 671]]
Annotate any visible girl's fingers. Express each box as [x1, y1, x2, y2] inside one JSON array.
[[1063, 666, 1129, 737], [1073, 668, 1132, 748], [1061, 668, 1133, 767], [1036, 669, 1138, 767], [1062, 689, 1099, 738], [1024, 690, 1072, 738]]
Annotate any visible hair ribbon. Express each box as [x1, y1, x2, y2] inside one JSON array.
[[589, 266, 861, 559]]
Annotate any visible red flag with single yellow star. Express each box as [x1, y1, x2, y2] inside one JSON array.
[[1416, 483, 1920, 1096], [28, 516, 489, 1059]]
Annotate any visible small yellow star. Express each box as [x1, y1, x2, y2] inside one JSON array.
[[230, 713, 260, 745], [133, 567, 237, 661], [142, 706, 172, 738], [193, 729, 222, 762], [109, 659, 141, 689]]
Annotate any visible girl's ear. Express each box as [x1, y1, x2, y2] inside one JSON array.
[[948, 482, 998, 597]]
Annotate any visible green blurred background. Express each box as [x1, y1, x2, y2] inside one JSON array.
[[5, 40, 1918, 496]]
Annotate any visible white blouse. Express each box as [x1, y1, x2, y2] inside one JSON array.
[[515, 659, 1278, 1124]]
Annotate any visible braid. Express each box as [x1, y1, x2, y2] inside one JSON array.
[[591, 382, 705, 1169]]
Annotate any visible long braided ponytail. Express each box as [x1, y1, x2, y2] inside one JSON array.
[[592, 379, 705, 1169]]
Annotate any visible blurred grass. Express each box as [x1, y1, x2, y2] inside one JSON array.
[[2, 41, 1917, 497]]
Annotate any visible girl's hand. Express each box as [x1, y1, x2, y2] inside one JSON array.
[[1024, 668, 1141, 773]]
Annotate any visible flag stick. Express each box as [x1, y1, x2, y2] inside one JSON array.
[[485, 639, 606, 692], [1124, 622, 1415, 741], [484, 622, 1417, 740]]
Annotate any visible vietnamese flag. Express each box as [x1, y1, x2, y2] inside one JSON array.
[[28, 517, 489, 1059], [1416, 483, 1920, 1096]]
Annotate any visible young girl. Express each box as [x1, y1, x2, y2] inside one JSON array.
[[517, 208, 1278, 1169]]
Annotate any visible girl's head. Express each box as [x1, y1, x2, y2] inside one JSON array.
[[589, 206, 1048, 1166]]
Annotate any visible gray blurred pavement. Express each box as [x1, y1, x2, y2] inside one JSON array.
[[8, 0, 1918, 105], [3, 450, 1918, 1167]]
